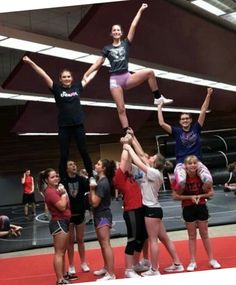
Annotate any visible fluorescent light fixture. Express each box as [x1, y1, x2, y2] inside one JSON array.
[[0, 91, 205, 114], [0, 35, 7, 40], [0, 0, 129, 13], [75, 54, 101, 64], [0, 38, 52, 52], [40, 47, 89, 60], [18, 132, 109, 136], [192, 0, 225, 16]]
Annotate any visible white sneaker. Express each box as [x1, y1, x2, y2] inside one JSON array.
[[139, 258, 151, 268], [141, 268, 160, 276], [133, 262, 149, 272], [209, 259, 221, 269], [154, 95, 173, 105], [96, 272, 116, 281], [89, 177, 97, 187], [164, 263, 184, 273], [81, 262, 90, 272], [93, 268, 107, 276], [125, 269, 141, 278], [187, 262, 197, 272]]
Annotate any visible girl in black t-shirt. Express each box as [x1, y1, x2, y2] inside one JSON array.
[[84, 3, 173, 134], [23, 56, 97, 184]]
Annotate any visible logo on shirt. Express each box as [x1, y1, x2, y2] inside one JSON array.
[[110, 46, 125, 62], [180, 131, 198, 148], [60, 91, 78, 98], [68, 182, 79, 198]]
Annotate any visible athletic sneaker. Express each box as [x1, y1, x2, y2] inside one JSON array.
[[139, 258, 151, 268], [96, 272, 116, 281], [133, 261, 150, 272], [141, 268, 161, 276], [154, 95, 173, 105], [164, 263, 184, 273], [125, 269, 141, 278], [187, 261, 197, 272], [57, 279, 70, 285], [89, 177, 97, 187], [209, 259, 221, 269], [81, 262, 90, 272], [64, 272, 78, 281], [93, 268, 107, 276]]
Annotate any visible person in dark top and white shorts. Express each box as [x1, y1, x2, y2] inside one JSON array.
[[84, 3, 173, 134], [22, 56, 97, 187]]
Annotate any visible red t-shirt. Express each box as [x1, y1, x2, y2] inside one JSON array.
[[113, 168, 142, 211], [44, 187, 71, 221], [179, 175, 206, 207], [23, 176, 33, 194]]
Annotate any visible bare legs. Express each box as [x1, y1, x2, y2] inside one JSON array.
[[53, 232, 69, 282], [96, 226, 115, 276], [110, 69, 159, 129]]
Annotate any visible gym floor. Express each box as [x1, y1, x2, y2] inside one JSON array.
[[1, 186, 236, 254]]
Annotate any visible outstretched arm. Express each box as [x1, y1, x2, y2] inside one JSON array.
[[123, 144, 148, 173], [22, 56, 53, 88], [81, 70, 98, 88], [157, 101, 172, 134], [127, 128, 149, 164], [119, 138, 132, 173], [198, 87, 213, 127], [127, 3, 148, 43], [83, 56, 105, 80]]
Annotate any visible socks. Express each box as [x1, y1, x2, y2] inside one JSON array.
[[153, 89, 161, 99]]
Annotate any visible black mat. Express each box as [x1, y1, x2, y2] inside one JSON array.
[[1, 187, 236, 253]]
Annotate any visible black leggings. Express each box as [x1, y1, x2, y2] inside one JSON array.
[[58, 124, 93, 179]]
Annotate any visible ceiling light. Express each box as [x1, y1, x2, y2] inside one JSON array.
[[192, 0, 225, 16], [0, 38, 52, 52], [39, 47, 88, 60], [0, 0, 129, 13], [18, 132, 109, 136], [0, 91, 205, 114], [0, 35, 7, 40]]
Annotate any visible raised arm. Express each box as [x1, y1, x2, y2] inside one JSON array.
[[157, 101, 172, 134], [198, 87, 213, 127], [123, 144, 148, 173], [127, 3, 148, 43], [83, 56, 105, 80], [22, 56, 53, 88], [127, 128, 149, 164], [120, 138, 132, 173], [81, 70, 98, 88]]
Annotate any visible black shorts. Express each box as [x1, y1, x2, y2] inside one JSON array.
[[94, 211, 112, 229], [22, 193, 36, 204], [70, 214, 85, 225], [183, 204, 209, 223], [49, 219, 70, 236], [144, 206, 163, 219]]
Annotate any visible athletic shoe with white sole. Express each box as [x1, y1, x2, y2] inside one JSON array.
[[141, 268, 161, 276], [81, 262, 90, 272], [164, 263, 184, 273], [125, 269, 141, 278], [139, 258, 151, 268], [187, 262, 197, 272], [89, 177, 97, 187], [96, 272, 116, 281], [133, 262, 149, 272], [209, 259, 221, 269], [154, 95, 173, 105], [93, 268, 107, 276]]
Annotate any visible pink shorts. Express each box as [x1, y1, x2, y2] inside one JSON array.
[[110, 72, 131, 89]]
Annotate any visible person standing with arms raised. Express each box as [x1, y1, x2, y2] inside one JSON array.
[[84, 3, 173, 134], [22, 56, 97, 186]]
